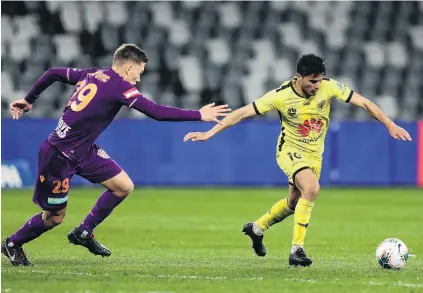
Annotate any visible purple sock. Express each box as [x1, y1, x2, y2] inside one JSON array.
[[9, 213, 52, 247], [78, 190, 125, 236]]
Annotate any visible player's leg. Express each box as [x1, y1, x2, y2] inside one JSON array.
[[1, 209, 66, 267], [68, 146, 132, 257], [289, 167, 320, 267], [242, 148, 307, 257], [76, 170, 133, 236], [2, 140, 73, 266], [242, 185, 300, 257], [255, 184, 300, 230]]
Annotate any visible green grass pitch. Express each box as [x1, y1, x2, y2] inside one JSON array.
[[2, 187, 423, 293]]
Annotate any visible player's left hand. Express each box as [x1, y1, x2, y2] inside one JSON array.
[[199, 103, 231, 126], [10, 99, 32, 120], [388, 124, 412, 141], [183, 132, 211, 142]]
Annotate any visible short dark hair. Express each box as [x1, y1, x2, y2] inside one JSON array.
[[296, 54, 326, 77], [113, 44, 148, 65]]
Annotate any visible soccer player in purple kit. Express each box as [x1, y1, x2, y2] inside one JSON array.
[[2, 44, 231, 266]]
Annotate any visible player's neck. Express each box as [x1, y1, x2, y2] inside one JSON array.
[[292, 79, 309, 98], [111, 66, 126, 80]]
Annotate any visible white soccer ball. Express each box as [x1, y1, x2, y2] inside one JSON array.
[[376, 238, 408, 270]]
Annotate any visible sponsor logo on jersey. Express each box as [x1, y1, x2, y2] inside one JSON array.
[[55, 117, 71, 139], [47, 196, 68, 205], [287, 108, 297, 117], [298, 132, 324, 143], [303, 101, 311, 106], [123, 88, 141, 99], [297, 118, 324, 139]]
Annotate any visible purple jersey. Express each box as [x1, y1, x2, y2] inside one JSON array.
[[24, 67, 201, 162]]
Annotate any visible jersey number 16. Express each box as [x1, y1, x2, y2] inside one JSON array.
[[287, 152, 302, 161]]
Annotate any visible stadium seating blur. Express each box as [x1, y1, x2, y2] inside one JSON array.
[[2, 1, 422, 120]]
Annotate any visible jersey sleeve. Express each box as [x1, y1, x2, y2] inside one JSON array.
[[24, 67, 98, 104], [252, 89, 281, 115], [326, 78, 354, 103], [120, 85, 201, 121], [66, 67, 99, 84]]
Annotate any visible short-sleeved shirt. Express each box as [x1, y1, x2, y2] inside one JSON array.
[[253, 77, 353, 157]]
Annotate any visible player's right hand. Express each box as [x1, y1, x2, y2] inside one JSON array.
[[183, 132, 211, 142], [10, 99, 32, 120], [388, 124, 412, 141], [199, 103, 231, 125]]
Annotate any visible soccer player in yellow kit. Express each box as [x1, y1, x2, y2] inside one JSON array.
[[183, 54, 412, 266]]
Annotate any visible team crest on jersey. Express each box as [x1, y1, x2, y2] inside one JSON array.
[[123, 88, 141, 99], [287, 108, 297, 117], [97, 149, 110, 159], [298, 118, 323, 137]]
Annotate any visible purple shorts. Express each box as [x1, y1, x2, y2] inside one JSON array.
[[33, 140, 122, 211]]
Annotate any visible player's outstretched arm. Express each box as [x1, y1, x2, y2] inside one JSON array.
[[349, 92, 412, 141], [10, 68, 87, 120], [183, 103, 257, 142], [126, 94, 231, 123]]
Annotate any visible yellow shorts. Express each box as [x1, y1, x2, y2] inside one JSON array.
[[276, 146, 322, 187]]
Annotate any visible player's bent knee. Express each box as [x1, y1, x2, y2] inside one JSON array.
[[302, 183, 320, 200], [51, 215, 65, 226], [121, 180, 134, 197], [113, 180, 134, 198], [42, 208, 66, 227], [102, 171, 134, 197]]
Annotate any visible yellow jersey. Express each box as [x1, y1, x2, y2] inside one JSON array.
[[253, 77, 353, 157]]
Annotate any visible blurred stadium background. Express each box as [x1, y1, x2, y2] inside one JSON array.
[[1, 1, 422, 188], [2, 1, 423, 119]]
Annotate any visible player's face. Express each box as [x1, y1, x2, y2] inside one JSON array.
[[297, 73, 325, 97], [125, 62, 146, 85]]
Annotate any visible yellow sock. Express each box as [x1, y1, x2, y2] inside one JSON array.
[[292, 198, 315, 246], [255, 198, 294, 231]]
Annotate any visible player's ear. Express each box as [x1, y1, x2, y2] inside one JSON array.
[[126, 65, 132, 75], [295, 73, 302, 82]]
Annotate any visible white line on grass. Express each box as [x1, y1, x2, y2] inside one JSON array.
[[14, 269, 263, 281], [283, 278, 316, 283], [394, 282, 423, 288], [1, 290, 171, 293], [369, 281, 423, 288]]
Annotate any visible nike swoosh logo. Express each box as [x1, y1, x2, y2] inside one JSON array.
[[298, 223, 309, 228]]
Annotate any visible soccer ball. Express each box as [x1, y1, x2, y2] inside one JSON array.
[[376, 238, 408, 270]]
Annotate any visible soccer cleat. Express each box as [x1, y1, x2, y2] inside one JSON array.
[[1, 238, 33, 266], [67, 228, 111, 257], [289, 247, 312, 267], [242, 222, 266, 257]]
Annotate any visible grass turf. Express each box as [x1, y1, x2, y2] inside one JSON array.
[[2, 187, 423, 293]]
